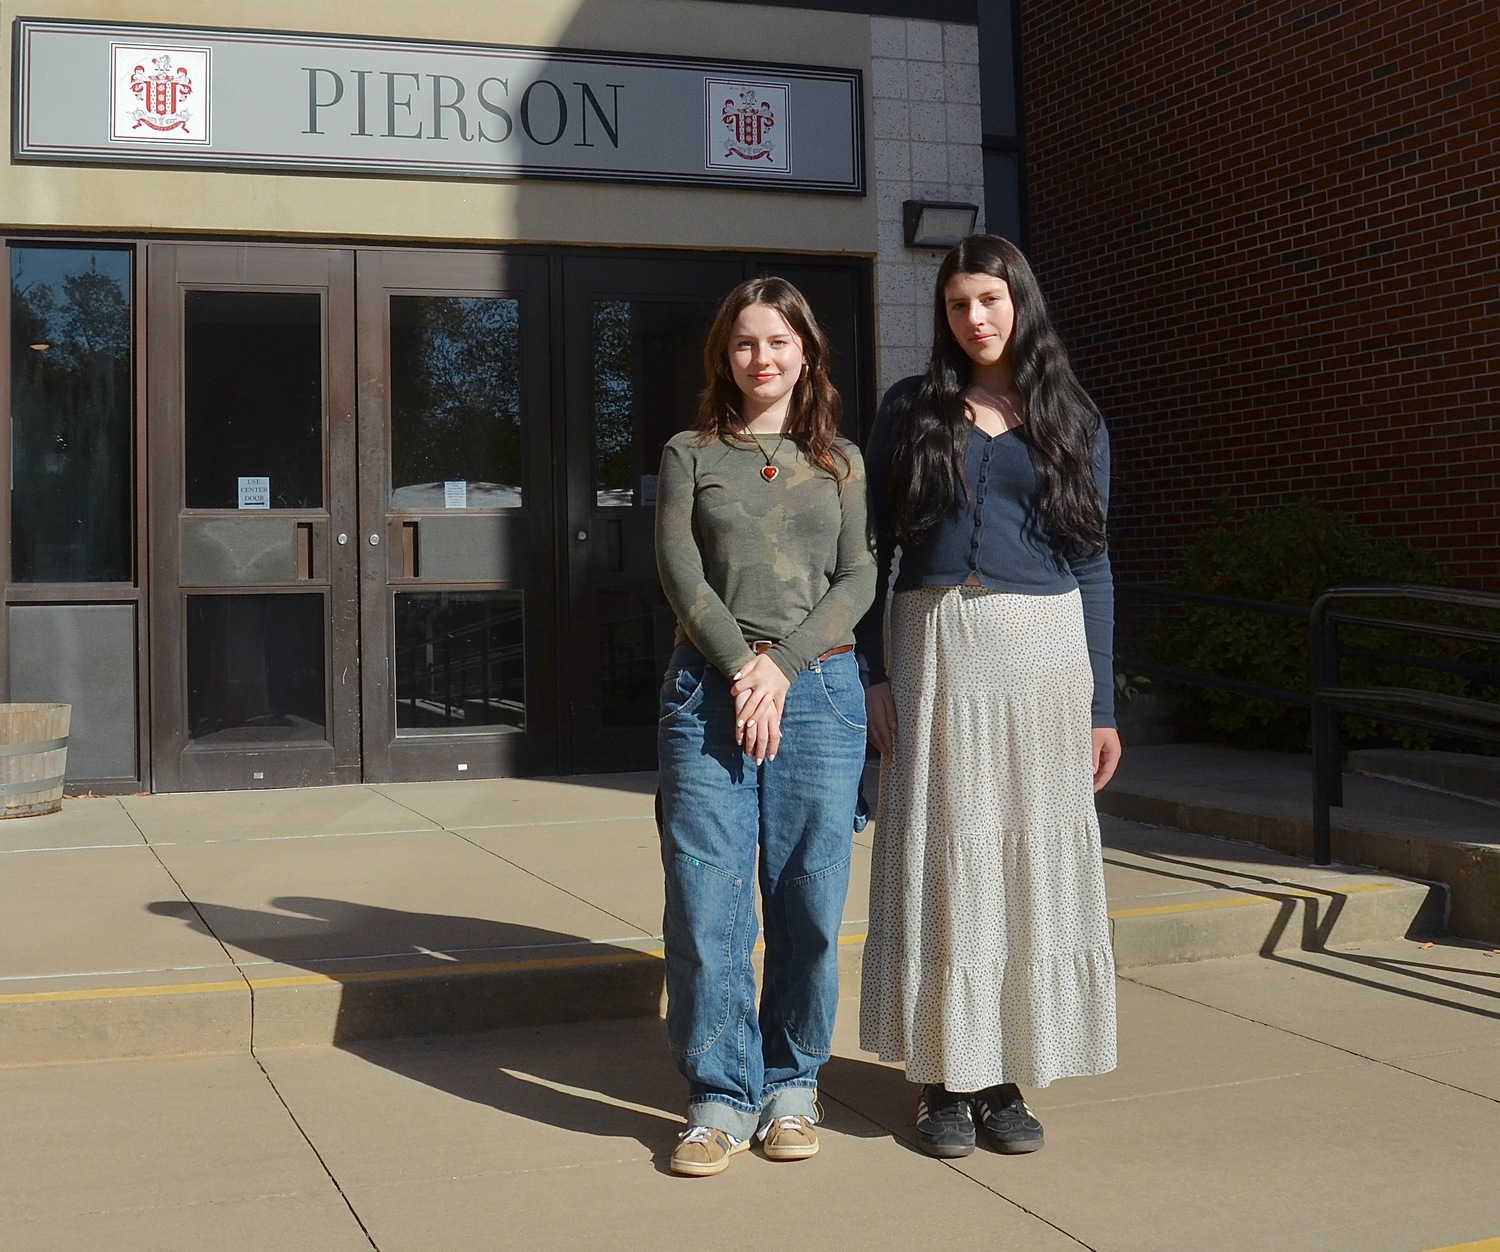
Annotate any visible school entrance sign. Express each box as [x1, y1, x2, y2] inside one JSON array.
[[13, 19, 865, 194]]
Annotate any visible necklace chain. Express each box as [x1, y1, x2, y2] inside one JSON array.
[[745, 430, 788, 482]]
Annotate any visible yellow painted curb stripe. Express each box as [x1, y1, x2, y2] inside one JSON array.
[[0, 950, 666, 1005], [1108, 880, 1400, 920], [247, 948, 665, 990], [1422, 1239, 1500, 1252], [0, 886, 1400, 1006], [0, 934, 873, 1006], [0, 979, 249, 1004]]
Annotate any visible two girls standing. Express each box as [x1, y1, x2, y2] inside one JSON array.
[[654, 235, 1118, 1175]]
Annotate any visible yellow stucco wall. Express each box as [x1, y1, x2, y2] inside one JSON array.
[[0, 0, 875, 253]]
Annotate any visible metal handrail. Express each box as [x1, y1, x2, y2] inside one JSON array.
[[1310, 582, 1500, 865], [395, 608, 524, 727], [1118, 581, 1500, 868], [1119, 582, 1310, 620], [1115, 584, 1311, 708]]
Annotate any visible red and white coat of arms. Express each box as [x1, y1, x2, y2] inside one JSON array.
[[722, 89, 776, 161], [129, 55, 194, 132], [111, 45, 211, 144], [705, 79, 790, 173]]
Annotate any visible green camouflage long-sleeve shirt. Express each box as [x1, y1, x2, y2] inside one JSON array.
[[655, 430, 876, 681]]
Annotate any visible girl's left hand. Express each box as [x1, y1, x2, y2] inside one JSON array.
[[1091, 727, 1122, 792], [730, 654, 791, 760]]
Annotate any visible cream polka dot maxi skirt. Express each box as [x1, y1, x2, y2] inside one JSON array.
[[859, 585, 1118, 1092]]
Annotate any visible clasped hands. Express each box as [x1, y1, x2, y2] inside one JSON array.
[[729, 653, 791, 765]]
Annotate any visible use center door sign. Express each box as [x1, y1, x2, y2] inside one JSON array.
[[237, 476, 270, 509]]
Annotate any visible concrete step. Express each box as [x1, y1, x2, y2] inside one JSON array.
[[1349, 749, 1500, 806], [1102, 822, 1444, 970], [1098, 743, 1500, 941], [0, 814, 1443, 1066]]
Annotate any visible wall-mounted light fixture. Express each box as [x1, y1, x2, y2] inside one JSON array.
[[28, 343, 50, 351], [902, 200, 979, 249]]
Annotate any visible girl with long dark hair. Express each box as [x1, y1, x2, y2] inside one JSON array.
[[856, 235, 1120, 1158], [655, 276, 874, 1175]]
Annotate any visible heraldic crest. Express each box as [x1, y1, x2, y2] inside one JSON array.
[[127, 54, 195, 134], [720, 88, 777, 162]]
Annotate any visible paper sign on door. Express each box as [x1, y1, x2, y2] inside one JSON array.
[[443, 480, 468, 509], [237, 476, 270, 509]]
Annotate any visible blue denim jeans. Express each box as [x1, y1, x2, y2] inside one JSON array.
[[657, 645, 866, 1141]]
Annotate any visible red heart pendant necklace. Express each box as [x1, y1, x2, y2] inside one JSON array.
[[755, 432, 788, 482]]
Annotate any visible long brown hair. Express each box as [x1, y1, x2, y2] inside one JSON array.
[[694, 276, 850, 480]]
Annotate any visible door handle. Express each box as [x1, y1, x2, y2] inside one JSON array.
[[337, 533, 348, 545], [401, 520, 419, 578], [369, 533, 380, 546], [296, 522, 313, 578]]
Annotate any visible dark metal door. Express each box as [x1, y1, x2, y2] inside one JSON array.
[[355, 250, 558, 780], [147, 244, 359, 790], [559, 254, 743, 773], [144, 244, 868, 788]]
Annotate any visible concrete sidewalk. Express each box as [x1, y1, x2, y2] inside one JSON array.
[[2, 752, 1498, 1250], [0, 765, 1445, 1063], [3, 938, 1499, 1251]]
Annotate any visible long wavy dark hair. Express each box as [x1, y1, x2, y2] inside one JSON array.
[[888, 235, 1105, 556], [695, 276, 851, 480]]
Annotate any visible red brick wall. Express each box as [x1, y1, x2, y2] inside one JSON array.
[[1020, 0, 1499, 589]]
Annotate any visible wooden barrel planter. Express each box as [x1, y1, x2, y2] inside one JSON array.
[[0, 703, 71, 818]]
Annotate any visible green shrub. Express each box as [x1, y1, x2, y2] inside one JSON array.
[[1164, 497, 1475, 752]]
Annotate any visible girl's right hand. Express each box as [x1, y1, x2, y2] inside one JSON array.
[[865, 681, 897, 756]]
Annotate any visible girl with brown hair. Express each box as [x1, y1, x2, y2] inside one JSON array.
[[655, 276, 874, 1175]]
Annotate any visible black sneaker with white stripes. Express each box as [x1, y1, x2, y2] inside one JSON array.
[[974, 1083, 1044, 1154], [915, 1084, 976, 1158]]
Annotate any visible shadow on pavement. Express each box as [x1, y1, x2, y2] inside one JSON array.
[[1102, 846, 1498, 1013], [1259, 940, 1500, 1020], [145, 895, 905, 1162]]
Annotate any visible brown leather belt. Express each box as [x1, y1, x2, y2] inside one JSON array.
[[750, 640, 854, 663]]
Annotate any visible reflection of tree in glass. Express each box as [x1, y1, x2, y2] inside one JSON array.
[[9, 250, 132, 582], [593, 300, 636, 496], [390, 297, 521, 495]]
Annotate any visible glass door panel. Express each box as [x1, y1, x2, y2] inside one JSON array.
[[186, 592, 326, 742], [356, 250, 556, 781], [562, 255, 744, 772], [389, 295, 524, 510], [394, 591, 525, 733], [589, 296, 719, 730], [183, 291, 324, 509]]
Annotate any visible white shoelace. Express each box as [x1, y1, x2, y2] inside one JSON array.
[[757, 1115, 809, 1142], [678, 1125, 740, 1146]]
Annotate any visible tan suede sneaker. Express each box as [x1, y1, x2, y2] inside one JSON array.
[[669, 1126, 750, 1176], [759, 1114, 819, 1161]]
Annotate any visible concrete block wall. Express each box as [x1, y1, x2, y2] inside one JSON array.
[[869, 15, 986, 399]]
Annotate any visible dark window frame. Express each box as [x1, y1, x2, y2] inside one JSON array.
[[1, 236, 149, 790]]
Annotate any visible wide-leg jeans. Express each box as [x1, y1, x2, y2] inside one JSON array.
[[657, 644, 867, 1141]]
